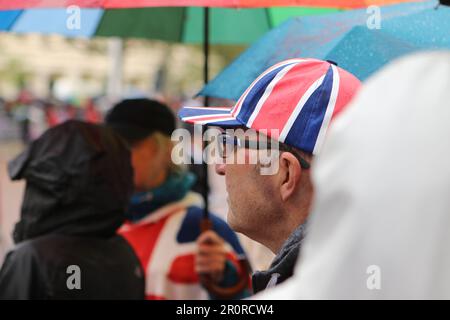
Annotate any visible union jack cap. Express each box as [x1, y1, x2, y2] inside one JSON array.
[[179, 58, 361, 155]]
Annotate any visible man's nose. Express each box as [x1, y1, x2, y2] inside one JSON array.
[[215, 163, 226, 176]]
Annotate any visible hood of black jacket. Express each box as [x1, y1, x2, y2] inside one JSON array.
[[8, 120, 133, 243]]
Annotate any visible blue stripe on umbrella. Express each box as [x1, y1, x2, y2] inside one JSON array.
[[11, 8, 103, 38], [0, 10, 22, 31]]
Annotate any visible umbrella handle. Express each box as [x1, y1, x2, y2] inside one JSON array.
[[199, 218, 251, 299]]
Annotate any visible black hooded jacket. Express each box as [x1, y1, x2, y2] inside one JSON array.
[[0, 120, 144, 299]]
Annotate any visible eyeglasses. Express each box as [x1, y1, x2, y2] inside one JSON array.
[[217, 133, 311, 169]]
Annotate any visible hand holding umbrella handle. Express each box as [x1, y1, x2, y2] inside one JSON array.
[[199, 218, 251, 299]]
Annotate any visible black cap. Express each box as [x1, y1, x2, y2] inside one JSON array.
[[105, 98, 176, 144]]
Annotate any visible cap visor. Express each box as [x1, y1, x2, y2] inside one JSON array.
[[178, 106, 243, 127]]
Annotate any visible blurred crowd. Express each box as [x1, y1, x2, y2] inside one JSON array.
[[0, 89, 105, 144]]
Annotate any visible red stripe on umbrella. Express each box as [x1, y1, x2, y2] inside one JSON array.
[[0, 0, 425, 10]]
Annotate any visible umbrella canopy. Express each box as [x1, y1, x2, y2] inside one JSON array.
[[0, 0, 425, 10], [0, 7, 340, 44], [200, 0, 445, 100], [324, 7, 450, 82]]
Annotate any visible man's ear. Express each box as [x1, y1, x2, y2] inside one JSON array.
[[279, 152, 302, 202]]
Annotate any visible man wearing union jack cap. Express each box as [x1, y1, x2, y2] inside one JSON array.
[[179, 58, 361, 293]]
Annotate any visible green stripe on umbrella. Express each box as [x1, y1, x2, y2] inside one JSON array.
[[95, 7, 341, 44]]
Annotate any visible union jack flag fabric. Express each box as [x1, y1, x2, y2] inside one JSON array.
[[119, 192, 249, 300], [179, 58, 361, 155]]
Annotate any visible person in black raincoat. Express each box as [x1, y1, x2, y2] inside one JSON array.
[[0, 120, 145, 299]]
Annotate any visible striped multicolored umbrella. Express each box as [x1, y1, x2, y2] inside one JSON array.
[[0, 0, 425, 10], [0, 7, 342, 44]]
